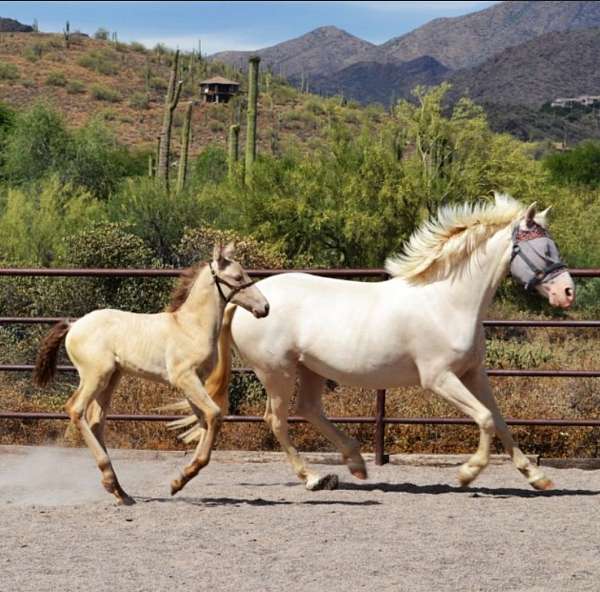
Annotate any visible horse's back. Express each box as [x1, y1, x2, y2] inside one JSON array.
[[230, 273, 427, 387]]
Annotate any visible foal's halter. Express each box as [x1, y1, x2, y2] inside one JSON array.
[[210, 262, 255, 303], [510, 223, 566, 290]]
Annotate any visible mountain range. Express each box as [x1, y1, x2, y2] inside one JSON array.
[[211, 1, 600, 111]]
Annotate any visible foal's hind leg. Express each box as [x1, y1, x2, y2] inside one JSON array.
[[296, 365, 367, 481], [463, 368, 553, 490], [86, 370, 122, 452], [66, 369, 134, 505]]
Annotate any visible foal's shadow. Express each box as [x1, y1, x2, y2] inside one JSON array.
[[337, 481, 600, 498]]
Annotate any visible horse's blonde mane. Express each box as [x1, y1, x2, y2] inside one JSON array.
[[386, 194, 526, 283]]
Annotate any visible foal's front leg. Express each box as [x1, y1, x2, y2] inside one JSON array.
[[170, 370, 222, 495]]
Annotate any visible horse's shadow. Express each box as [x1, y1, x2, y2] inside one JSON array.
[[337, 481, 600, 498], [136, 494, 381, 507]]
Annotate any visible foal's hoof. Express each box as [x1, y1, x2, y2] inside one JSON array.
[[350, 467, 368, 480], [117, 494, 136, 506], [170, 478, 184, 496], [306, 474, 339, 491], [531, 477, 554, 491]]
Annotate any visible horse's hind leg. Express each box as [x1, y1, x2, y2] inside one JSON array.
[[296, 365, 367, 481], [66, 368, 134, 505], [259, 369, 336, 491], [463, 368, 553, 490]]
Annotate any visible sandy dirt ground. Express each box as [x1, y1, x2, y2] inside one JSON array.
[[1, 445, 600, 592]]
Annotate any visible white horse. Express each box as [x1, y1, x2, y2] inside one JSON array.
[[170, 195, 575, 493], [34, 243, 269, 504]]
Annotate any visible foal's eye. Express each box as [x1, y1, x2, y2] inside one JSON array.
[[234, 274, 243, 282]]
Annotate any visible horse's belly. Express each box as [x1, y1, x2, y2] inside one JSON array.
[[301, 352, 420, 389]]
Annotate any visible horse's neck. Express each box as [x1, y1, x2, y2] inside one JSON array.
[[177, 266, 224, 337], [436, 224, 512, 321]]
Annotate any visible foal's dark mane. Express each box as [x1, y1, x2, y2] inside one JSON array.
[[166, 262, 208, 312]]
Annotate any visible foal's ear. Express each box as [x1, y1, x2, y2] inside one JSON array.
[[525, 202, 537, 228], [222, 241, 235, 260], [212, 242, 222, 263]]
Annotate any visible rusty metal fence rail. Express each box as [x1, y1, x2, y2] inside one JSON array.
[[1, 267, 599, 465]]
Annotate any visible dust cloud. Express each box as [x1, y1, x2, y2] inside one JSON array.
[[0, 446, 105, 506]]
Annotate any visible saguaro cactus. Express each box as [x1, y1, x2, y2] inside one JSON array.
[[176, 101, 193, 193], [244, 55, 260, 182], [157, 49, 183, 190], [228, 123, 240, 179], [63, 21, 70, 49]]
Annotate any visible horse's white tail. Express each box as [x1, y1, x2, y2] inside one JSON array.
[[163, 305, 237, 443]]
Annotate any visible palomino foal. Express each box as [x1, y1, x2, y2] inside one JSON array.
[[171, 195, 575, 492], [34, 243, 269, 504]]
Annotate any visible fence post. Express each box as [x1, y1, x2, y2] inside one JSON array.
[[375, 389, 388, 465]]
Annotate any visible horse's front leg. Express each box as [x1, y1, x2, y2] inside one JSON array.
[[462, 367, 553, 491], [426, 369, 495, 487], [170, 370, 222, 495]]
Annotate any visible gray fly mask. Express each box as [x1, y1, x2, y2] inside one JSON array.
[[510, 223, 567, 290]]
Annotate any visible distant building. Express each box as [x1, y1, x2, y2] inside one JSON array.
[[551, 95, 600, 108], [199, 76, 240, 104]]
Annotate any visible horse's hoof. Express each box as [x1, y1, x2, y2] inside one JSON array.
[[170, 480, 183, 496], [350, 467, 368, 480], [457, 463, 480, 488], [531, 477, 554, 491], [306, 473, 339, 491]]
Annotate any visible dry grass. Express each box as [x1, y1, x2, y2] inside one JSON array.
[[1, 327, 599, 458]]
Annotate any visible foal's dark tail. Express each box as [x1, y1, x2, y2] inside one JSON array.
[[34, 321, 71, 387]]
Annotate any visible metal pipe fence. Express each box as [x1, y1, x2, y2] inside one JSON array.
[[1, 266, 599, 465]]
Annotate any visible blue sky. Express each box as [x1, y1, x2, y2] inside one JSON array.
[[0, 1, 498, 54]]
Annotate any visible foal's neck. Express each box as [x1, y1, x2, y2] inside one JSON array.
[[177, 265, 224, 336]]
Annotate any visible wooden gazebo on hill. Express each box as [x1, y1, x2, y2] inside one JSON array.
[[199, 76, 240, 103]]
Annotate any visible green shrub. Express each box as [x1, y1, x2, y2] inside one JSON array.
[[176, 226, 287, 269], [66, 80, 86, 94], [543, 141, 600, 187], [209, 120, 225, 133], [45, 72, 67, 87], [149, 76, 167, 91], [2, 104, 70, 183], [24, 44, 44, 62], [107, 178, 204, 264], [0, 62, 19, 80], [191, 146, 228, 185], [77, 49, 119, 75], [90, 84, 121, 102], [129, 41, 147, 53], [129, 92, 150, 109], [0, 176, 104, 266]]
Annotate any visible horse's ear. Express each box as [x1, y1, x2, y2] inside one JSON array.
[[537, 206, 552, 228], [222, 242, 235, 260], [525, 202, 537, 227]]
